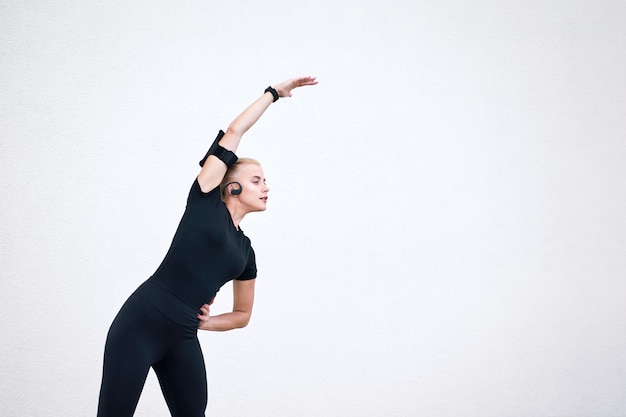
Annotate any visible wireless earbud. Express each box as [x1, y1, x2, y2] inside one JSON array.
[[226, 181, 242, 195]]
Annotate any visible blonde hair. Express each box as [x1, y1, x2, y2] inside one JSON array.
[[219, 157, 261, 201]]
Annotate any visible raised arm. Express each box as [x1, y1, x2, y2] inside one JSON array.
[[197, 76, 317, 192]]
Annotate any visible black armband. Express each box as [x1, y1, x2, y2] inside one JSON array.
[[199, 130, 238, 168]]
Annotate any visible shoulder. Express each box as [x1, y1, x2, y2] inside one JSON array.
[[188, 177, 222, 203]]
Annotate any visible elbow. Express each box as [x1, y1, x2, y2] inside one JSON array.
[[239, 316, 251, 328], [225, 124, 244, 139], [235, 311, 252, 329]]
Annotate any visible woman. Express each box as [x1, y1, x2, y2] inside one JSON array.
[[97, 76, 318, 417]]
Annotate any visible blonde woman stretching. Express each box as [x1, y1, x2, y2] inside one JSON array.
[[97, 76, 317, 417]]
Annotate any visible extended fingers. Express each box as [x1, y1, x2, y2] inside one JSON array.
[[297, 76, 317, 86]]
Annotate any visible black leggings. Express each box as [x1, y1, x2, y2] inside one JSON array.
[[97, 279, 206, 417]]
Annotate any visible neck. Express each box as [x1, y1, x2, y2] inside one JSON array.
[[225, 200, 247, 231]]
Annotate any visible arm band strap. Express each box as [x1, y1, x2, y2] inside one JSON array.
[[199, 130, 238, 168]]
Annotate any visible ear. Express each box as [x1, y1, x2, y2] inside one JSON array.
[[228, 181, 243, 196]]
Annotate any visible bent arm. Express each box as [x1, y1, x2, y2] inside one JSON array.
[[197, 279, 256, 331], [196, 94, 273, 192], [197, 76, 318, 192]]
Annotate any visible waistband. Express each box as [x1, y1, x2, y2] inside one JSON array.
[[133, 278, 200, 329]]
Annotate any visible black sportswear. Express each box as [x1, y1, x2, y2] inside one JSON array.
[[151, 178, 257, 307], [97, 172, 257, 417]]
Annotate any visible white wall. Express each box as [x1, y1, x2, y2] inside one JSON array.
[[2, 1, 625, 416]]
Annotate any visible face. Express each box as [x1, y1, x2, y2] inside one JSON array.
[[232, 163, 270, 212]]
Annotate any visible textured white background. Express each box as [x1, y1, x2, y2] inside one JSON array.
[[1, 1, 626, 416]]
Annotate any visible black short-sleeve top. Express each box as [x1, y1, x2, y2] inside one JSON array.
[[151, 178, 257, 307]]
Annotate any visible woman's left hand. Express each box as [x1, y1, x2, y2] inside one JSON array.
[[273, 76, 318, 98]]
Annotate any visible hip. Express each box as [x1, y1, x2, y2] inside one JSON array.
[[127, 278, 201, 331]]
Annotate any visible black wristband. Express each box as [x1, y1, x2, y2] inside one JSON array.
[[264, 86, 279, 102]]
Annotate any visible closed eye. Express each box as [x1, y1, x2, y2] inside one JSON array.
[[251, 175, 267, 185]]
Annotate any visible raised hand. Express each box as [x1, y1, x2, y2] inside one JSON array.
[[273, 76, 318, 98]]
